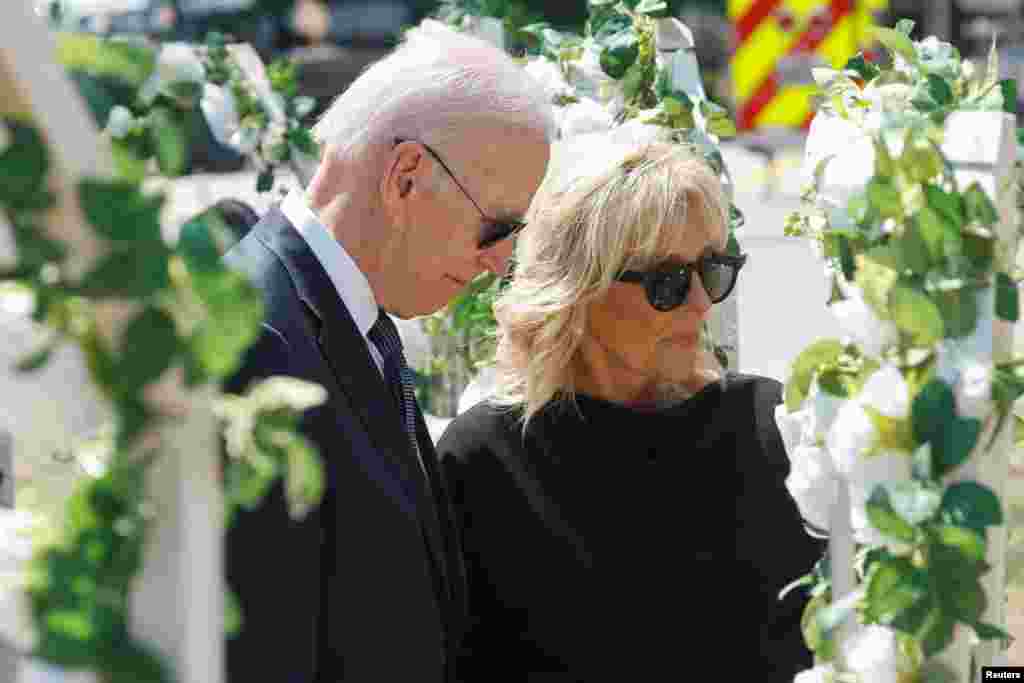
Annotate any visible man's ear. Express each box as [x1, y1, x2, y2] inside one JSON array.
[[382, 143, 423, 207]]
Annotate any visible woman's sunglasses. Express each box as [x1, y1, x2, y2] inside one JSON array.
[[617, 252, 747, 312]]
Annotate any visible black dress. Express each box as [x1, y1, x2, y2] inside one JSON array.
[[437, 373, 825, 682]]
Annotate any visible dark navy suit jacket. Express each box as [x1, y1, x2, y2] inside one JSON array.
[[223, 207, 467, 682]]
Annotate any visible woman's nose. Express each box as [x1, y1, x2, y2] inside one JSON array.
[[687, 271, 713, 315]]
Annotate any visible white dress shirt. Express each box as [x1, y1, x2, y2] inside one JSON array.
[[280, 190, 385, 375]]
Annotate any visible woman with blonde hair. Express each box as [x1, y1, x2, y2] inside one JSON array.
[[437, 138, 823, 681]]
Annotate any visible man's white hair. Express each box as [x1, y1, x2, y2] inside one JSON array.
[[312, 20, 556, 161]]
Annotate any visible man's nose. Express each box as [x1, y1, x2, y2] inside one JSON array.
[[477, 238, 515, 277]]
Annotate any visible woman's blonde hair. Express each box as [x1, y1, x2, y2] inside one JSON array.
[[489, 136, 730, 430]]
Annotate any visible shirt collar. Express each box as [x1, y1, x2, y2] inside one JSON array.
[[280, 189, 379, 338]]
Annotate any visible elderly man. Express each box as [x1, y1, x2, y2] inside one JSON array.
[[223, 21, 553, 683]]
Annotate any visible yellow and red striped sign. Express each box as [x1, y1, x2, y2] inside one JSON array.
[[729, 0, 886, 131]]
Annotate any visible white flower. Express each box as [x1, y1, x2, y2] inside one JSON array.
[[200, 83, 244, 150], [961, 59, 976, 81], [829, 288, 899, 358], [863, 82, 914, 113], [841, 624, 900, 683], [956, 360, 992, 421], [775, 404, 812, 455], [786, 443, 840, 533], [848, 450, 913, 545], [917, 36, 960, 80], [523, 57, 573, 103], [610, 115, 666, 146], [140, 43, 205, 105], [104, 105, 136, 139], [566, 47, 619, 106], [826, 401, 878, 477], [809, 380, 848, 441], [559, 97, 614, 137], [859, 364, 910, 419], [794, 663, 836, 683]]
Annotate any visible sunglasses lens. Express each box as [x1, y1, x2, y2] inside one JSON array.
[[479, 222, 522, 249], [700, 259, 737, 303], [645, 272, 689, 311]]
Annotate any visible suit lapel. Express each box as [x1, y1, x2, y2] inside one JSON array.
[[252, 209, 451, 596]]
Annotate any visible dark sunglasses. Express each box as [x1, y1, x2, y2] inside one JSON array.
[[393, 138, 527, 249], [617, 252, 747, 311]]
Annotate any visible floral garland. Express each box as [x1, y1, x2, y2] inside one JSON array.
[[93, 31, 319, 192], [430, 0, 742, 384], [777, 19, 1021, 682], [0, 33, 327, 683]]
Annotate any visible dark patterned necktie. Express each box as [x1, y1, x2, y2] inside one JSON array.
[[368, 310, 426, 477]]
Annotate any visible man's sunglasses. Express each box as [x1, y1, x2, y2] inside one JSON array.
[[393, 138, 527, 249], [617, 252, 747, 312]]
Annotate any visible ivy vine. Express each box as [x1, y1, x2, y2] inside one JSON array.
[[0, 33, 325, 683], [782, 18, 1021, 678]]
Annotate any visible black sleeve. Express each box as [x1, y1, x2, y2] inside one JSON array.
[[224, 324, 324, 683], [437, 411, 562, 682], [737, 378, 825, 680]]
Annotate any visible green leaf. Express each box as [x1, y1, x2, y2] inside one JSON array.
[[933, 524, 987, 564], [867, 177, 903, 219], [912, 378, 955, 444], [858, 245, 901, 313], [866, 485, 917, 542], [864, 556, 928, 624], [934, 287, 978, 339], [888, 284, 944, 347], [997, 272, 1019, 322], [919, 608, 956, 657], [925, 74, 953, 107], [1002, 79, 1018, 114], [78, 244, 171, 299], [118, 306, 179, 393], [225, 587, 242, 638], [77, 180, 165, 245], [895, 19, 916, 36], [911, 206, 958, 266], [924, 185, 965, 230], [784, 339, 844, 411], [599, 30, 639, 79], [845, 53, 881, 82], [963, 232, 995, 272], [284, 433, 325, 519], [935, 417, 983, 477], [905, 219, 937, 272], [55, 33, 156, 88], [940, 481, 1003, 533], [110, 139, 148, 184], [873, 26, 917, 65], [964, 182, 999, 227], [972, 620, 1013, 644], [178, 210, 236, 273], [0, 119, 50, 209], [930, 540, 987, 621], [888, 480, 942, 525], [256, 169, 274, 193], [188, 269, 264, 380], [149, 106, 188, 177], [633, 0, 668, 15], [15, 341, 56, 373]]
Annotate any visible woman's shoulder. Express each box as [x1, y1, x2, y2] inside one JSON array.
[[720, 373, 783, 405], [721, 374, 790, 474], [436, 401, 522, 465]]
